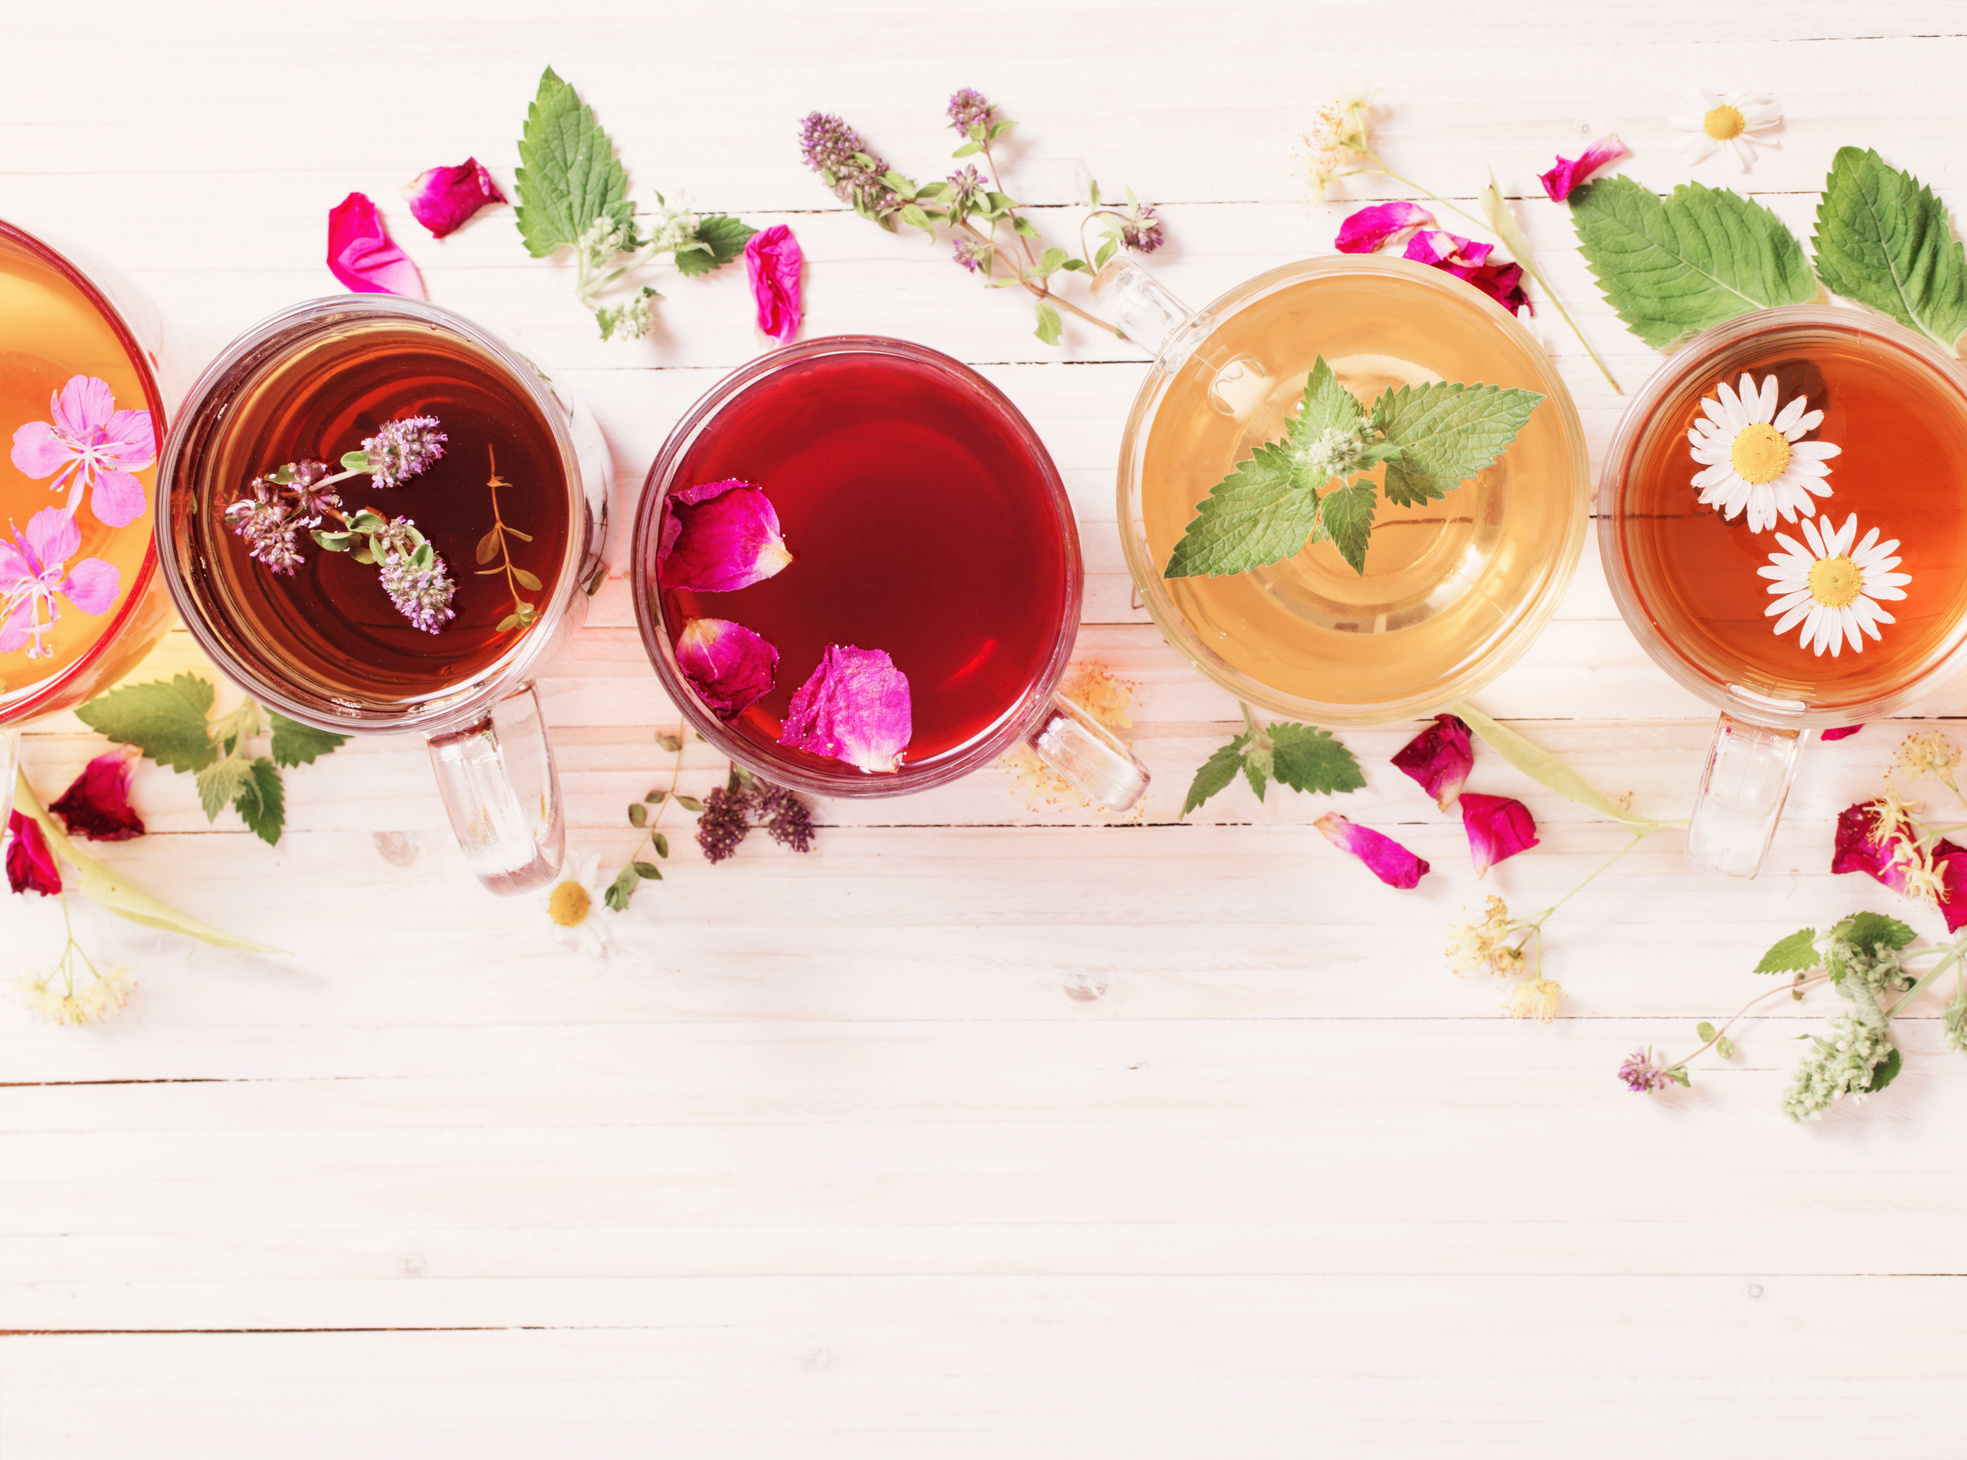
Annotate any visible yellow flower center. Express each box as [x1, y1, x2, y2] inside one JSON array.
[[1704, 105, 1746, 141], [1730, 422, 1791, 483], [1808, 555, 1863, 609], [548, 881, 591, 927]]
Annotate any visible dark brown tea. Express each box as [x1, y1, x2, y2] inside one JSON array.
[[189, 320, 570, 712]]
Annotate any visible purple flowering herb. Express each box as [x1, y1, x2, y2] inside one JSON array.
[[694, 770, 817, 864], [797, 112, 902, 224], [1618, 1047, 1682, 1094], [362, 415, 447, 489], [947, 88, 996, 132]]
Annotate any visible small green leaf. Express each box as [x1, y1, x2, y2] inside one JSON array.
[[1666, 1066, 1691, 1088], [339, 450, 370, 472], [268, 712, 348, 769], [952, 140, 981, 158], [628, 802, 648, 828], [604, 865, 641, 911], [1094, 237, 1117, 269], [1181, 735, 1249, 818], [1716, 1036, 1735, 1060], [632, 861, 663, 879], [674, 794, 704, 813], [1242, 741, 1274, 801], [1038, 246, 1068, 276], [77, 674, 219, 775], [495, 613, 521, 633], [1372, 381, 1544, 505], [1696, 1021, 1718, 1042], [1812, 147, 1967, 352], [1830, 911, 1919, 955], [1755, 928, 1820, 974], [511, 566, 543, 591], [1268, 723, 1365, 796], [1011, 216, 1039, 239], [899, 202, 934, 234], [1163, 441, 1321, 579], [194, 756, 253, 824], [644, 789, 666, 803], [1453, 703, 1674, 833], [233, 758, 285, 846], [313, 530, 357, 552], [1318, 480, 1377, 576], [1866, 1046, 1904, 1092], [653, 832, 669, 859], [1034, 301, 1063, 346], [514, 65, 635, 259], [1061, 258, 1088, 273]]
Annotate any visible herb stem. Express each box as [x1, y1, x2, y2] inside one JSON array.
[[1671, 970, 1836, 1067]]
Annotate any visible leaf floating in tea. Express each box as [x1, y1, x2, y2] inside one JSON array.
[[1313, 813, 1430, 890], [326, 193, 426, 300], [1811, 146, 1967, 354], [402, 158, 506, 239], [1460, 792, 1539, 878], [658, 478, 794, 592], [1391, 714, 1474, 811], [676, 618, 779, 722], [779, 645, 912, 774]]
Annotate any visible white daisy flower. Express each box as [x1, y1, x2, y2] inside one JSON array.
[[1759, 514, 1911, 657], [1669, 88, 1782, 170], [1688, 373, 1840, 532], [538, 853, 615, 957]]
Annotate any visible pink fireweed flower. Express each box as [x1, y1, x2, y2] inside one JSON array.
[[1539, 135, 1629, 202], [49, 748, 145, 842], [1335, 200, 1434, 254], [0, 507, 119, 659], [402, 158, 506, 238], [1391, 713, 1474, 810], [676, 617, 779, 721], [658, 479, 794, 593], [744, 225, 805, 345], [1313, 813, 1430, 889], [1460, 792, 1539, 877], [5, 809, 60, 896], [780, 644, 912, 773], [9, 374, 157, 528], [327, 193, 426, 299]]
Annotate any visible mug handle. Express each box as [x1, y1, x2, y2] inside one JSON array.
[[1026, 693, 1149, 813], [1089, 256, 1273, 417], [1683, 712, 1802, 879], [425, 684, 565, 895]]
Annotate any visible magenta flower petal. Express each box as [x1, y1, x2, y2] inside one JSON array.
[[1821, 725, 1864, 741], [1390, 713, 1474, 810], [1460, 792, 1539, 877], [658, 478, 794, 592], [1539, 135, 1629, 203], [5, 810, 61, 896], [744, 224, 804, 345], [676, 617, 779, 721], [58, 555, 120, 616], [1403, 229, 1494, 268], [779, 645, 912, 773], [327, 193, 426, 299], [1335, 200, 1435, 254], [402, 158, 506, 239], [1936, 846, 1967, 933], [50, 375, 116, 438], [23, 504, 80, 566], [85, 468, 146, 528], [1314, 813, 1430, 889], [9, 420, 69, 478], [1831, 800, 1927, 895], [50, 749, 145, 842]]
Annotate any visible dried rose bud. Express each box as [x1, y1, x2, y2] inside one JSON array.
[[1390, 714, 1473, 811], [1314, 813, 1429, 889], [49, 750, 145, 842], [402, 158, 506, 238], [676, 617, 778, 721], [1460, 793, 1539, 877], [779, 644, 912, 774], [658, 479, 794, 593], [5, 810, 61, 896]]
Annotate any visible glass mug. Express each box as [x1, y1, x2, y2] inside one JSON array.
[[1095, 254, 1590, 726], [1, 219, 191, 828], [1601, 304, 1967, 878], [633, 335, 1148, 808], [155, 295, 610, 894]]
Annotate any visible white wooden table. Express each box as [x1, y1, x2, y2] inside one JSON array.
[[8, 3, 1967, 1453]]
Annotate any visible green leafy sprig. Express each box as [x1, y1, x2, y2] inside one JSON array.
[[75, 674, 346, 846], [1181, 703, 1364, 817], [604, 728, 701, 911], [515, 67, 756, 340], [472, 447, 541, 635], [1164, 358, 1542, 579]]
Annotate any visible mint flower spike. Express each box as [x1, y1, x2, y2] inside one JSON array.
[[354, 415, 446, 489]]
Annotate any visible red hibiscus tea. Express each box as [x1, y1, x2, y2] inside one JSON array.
[[643, 339, 1077, 786]]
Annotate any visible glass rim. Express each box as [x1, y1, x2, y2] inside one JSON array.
[[1114, 253, 1592, 727], [630, 333, 1084, 799], [1596, 301, 1967, 727], [153, 293, 588, 736]]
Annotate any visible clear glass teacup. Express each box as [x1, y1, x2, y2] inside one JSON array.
[[1601, 304, 1967, 878], [1097, 253, 1591, 727], [154, 295, 610, 894]]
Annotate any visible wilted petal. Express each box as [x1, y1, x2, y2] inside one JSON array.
[[1314, 813, 1430, 889], [327, 193, 426, 299], [780, 644, 912, 773], [676, 617, 779, 721], [1462, 261, 1531, 314], [1539, 135, 1629, 202], [1936, 846, 1967, 933], [1821, 725, 1863, 741], [1832, 800, 1913, 893], [5, 810, 61, 896], [744, 224, 804, 344], [658, 478, 794, 592], [402, 158, 506, 239], [1391, 713, 1473, 810], [50, 750, 145, 841], [58, 556, 120, 616], [1335, 200, 1434, 254], [1461, 792, 1539, 877]]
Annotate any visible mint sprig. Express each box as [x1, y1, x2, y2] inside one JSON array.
[[1811, 146, 1967, 353], [1164, 359, 1541, 579], [1181, 706, 1364, 817]]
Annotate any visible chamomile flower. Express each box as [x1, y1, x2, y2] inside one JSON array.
[[1688, 373, 1839, 531], [540, 853, 614, 957], [1670, 87, 1782, 170], [1760, 514, 1911, 657]]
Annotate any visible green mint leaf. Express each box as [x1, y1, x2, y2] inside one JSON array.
[[1242, 741, 1274, 801], [514, 65, 633, 259], [674, 215, 756, 278], [1812, 146, 1967, 352], [1034, 301, 1063, 346], [1181, 735, 1249, 818], [1317, 480, 1377, 575], [1866, 1045, 1904, 1093], [1373, 381, 1543, 506], [269, 712, 347, 768], [1830, 911, 1919, 955], [1290, 358, 1367, 443], [1267, 723, 1366, 796], [233, 758, 285, 846], [1571, 175, 1816, 349], [194, 757, 252, 824], [76, 674, 218, 775], [1163, 441, 1321, 579], [1755, 928, 1819, 974]]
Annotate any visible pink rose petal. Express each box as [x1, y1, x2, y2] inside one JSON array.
[[402, 158, 506, 239], [1829, 800, 1961, 926], [676, 617, 779, 721], [1314, 813, 1430, 889], [1461, 792, 1539, 877], [1821, 725, 1864, 741], [1335, 200, 1435, 254], [5, 810, 60, 896], [327, 192, 426, 299], [744, 224, 804, 345], [1539, 135, 1629, 203], [1403, 229, 1494, 269], [1391, 714, 1474, 811], [50, 749, 145, 842], [779, 645, 912, 774], [658, 478, 794, 593]]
